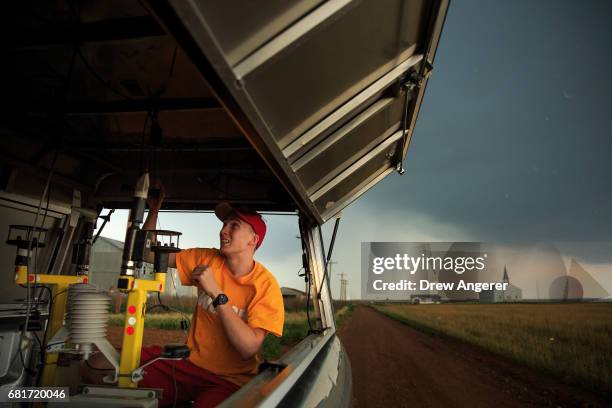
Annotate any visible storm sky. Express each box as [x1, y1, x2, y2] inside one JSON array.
[[368, 0, 612, 242], [324, 0, 612, 298], [99, 0, 612, 299]]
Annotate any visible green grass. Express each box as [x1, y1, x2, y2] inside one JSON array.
[[262, 319, 310, 360], [262, 304, 355, 360], [373, 303, 612, 394], [335, 303, 354, 329], [108, 312, 188, 330], [109, 295, 197, 314]]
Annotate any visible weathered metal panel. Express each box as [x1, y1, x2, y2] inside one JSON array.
[[168, 0, 449, 223]]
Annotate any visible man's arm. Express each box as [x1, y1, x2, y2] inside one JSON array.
[[143, 185, 177, 269], [142, 208, 158, 231], [215, 300, 267, 360]]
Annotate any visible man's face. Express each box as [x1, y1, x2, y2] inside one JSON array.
[[219, 215, 257, 255]]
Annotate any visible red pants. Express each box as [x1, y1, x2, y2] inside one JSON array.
[[139, 346, 240, 408]]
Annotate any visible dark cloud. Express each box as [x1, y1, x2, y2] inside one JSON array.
[[363, 0, 612, 242]]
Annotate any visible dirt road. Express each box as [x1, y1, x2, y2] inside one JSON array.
[[338, 306, 610, 408]]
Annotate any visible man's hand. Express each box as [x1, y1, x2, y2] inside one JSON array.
[[147, 179, 165, 212], [192, 265, 221, 298]]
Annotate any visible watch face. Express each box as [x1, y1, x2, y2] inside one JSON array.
[[214, 294, 229, 307]]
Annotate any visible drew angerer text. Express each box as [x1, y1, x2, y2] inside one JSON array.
[[372, 279, 508, 292]]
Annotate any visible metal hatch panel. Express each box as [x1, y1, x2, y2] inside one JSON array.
[[163, 0, 449, 224]]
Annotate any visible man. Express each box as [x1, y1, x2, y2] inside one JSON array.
[[83, 194, 284, 408]]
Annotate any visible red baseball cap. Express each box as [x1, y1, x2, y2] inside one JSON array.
[[214, 202, 266, 249]]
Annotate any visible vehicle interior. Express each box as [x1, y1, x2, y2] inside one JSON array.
[[2, 0, 448, 406]]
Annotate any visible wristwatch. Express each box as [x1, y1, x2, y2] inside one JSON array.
[[212, 293, 229, 308]]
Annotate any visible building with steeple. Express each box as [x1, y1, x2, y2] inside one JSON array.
[[479, 266, 523, 303]]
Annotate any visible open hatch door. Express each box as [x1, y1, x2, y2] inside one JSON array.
[[150, 0, 450, 224]]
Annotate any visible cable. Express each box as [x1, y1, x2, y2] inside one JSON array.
[[154, 47, 178, 98], [305, 270, 315, 334], [150, 214, 190, 335], [141, 43, 178, 171], [10, 150, 59, 374], [32, 332, 43, 354], [137, 0, 179, 98], [36, 285, 53, 360], [37, 286, 68, 369], [148, 292, 190, 335], [75, 47, 134, 101], [317, 217, 341, 300], [34, 184, 52, 301], [64, 0, 133, 101], [19, 284, 53, 386], [141, 110, 151, 173], [33, 287, 68, 367], [30, 181, 53, 386], [298, 217, 319, 335]]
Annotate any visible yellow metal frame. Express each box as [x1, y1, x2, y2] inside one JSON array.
[[15, 264, 167, 388], [117, 272, 166, 388], [14, 265, 88, 386]]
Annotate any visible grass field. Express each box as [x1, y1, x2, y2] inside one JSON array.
[[108, 304, 354, 361], [262, 304, 354, 359], [374, 303, 612, 394]]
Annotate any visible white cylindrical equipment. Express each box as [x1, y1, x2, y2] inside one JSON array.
[[65, 283, 98, 323], [65, 283, 111, 358]]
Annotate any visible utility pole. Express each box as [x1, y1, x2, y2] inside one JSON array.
[[338, 272, 348, 301], [345, 280, 350, 301]]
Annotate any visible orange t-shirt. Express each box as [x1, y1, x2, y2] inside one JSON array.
[[175, 248, 284, 386]]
